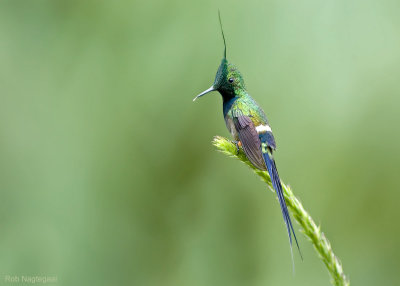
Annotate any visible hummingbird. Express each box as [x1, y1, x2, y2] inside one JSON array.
[[193, 12, 302, 262]]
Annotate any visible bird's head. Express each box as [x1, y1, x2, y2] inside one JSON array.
[[193, 12, 246, 102]]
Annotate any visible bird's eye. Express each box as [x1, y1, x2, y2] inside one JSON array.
[[228, 78, 234, 83]]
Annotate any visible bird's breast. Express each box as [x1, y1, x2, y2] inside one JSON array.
[[224, 116, 239, 140]]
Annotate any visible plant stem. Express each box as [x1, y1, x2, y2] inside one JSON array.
[[212, 136, 350, 286]]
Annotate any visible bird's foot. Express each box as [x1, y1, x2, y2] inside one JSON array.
[[232, 140, 242, 154]]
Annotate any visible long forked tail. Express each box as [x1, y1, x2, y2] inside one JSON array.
[[263, 149, 303, 264]]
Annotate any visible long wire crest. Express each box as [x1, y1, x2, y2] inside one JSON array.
[[218, 10, 227, 59]]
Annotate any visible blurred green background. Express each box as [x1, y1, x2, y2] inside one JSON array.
[[1, 0, 400, 285]]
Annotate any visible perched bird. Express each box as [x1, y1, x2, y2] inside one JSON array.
[[193, 13, 302, 262]]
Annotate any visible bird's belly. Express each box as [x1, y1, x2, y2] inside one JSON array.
[[225, 117, 239, 140]]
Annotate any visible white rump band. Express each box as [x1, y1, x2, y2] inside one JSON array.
[[256, 124, 272, 133]]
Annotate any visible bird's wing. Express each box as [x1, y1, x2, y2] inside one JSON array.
[[248, 107, 276, 150], [233, 108, 302, 260], [232, 110, 266, 170]]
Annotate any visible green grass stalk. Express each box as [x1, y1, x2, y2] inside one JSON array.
[[212, 136, 350, 286]]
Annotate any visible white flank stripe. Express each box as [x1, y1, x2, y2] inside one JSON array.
[[256, 124, 272, 133]]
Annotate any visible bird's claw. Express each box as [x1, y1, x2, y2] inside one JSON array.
[[232, 140, 242, 154]]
